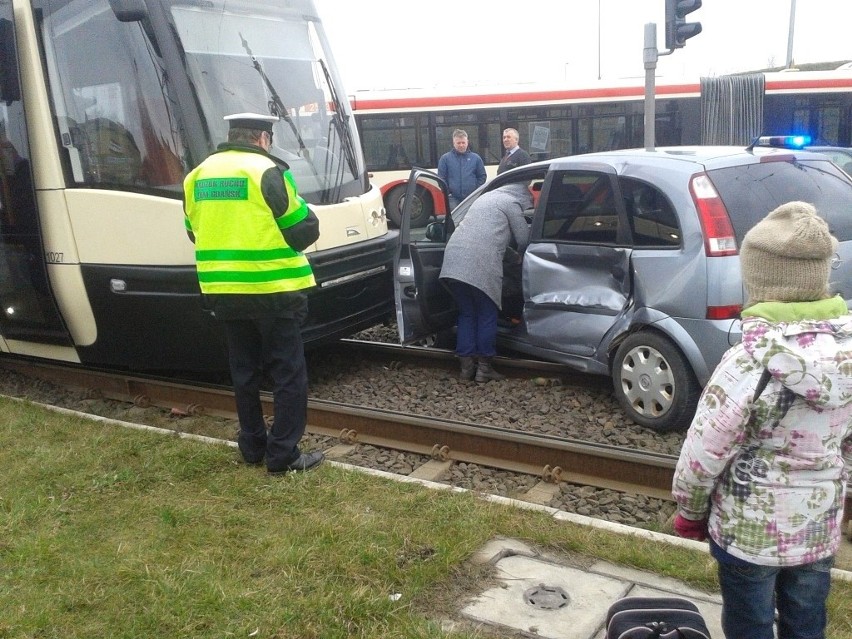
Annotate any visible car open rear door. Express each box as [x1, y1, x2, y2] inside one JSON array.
[[393, 168, 456, 344], [521, 166, 632, 365]]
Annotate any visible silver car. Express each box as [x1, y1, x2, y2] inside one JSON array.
[[393, 143, 852, 431], [805, 146, 852, 175]]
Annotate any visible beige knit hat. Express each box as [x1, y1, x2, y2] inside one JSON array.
[[740, 201, 837, 306]]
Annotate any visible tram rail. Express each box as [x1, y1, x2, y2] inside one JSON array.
[[2, 355, 850, 529], [0, 357, 671, 500], [336, 338, 606, 386]]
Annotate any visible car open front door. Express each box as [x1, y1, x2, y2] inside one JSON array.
[[393, 168, 456, 344]]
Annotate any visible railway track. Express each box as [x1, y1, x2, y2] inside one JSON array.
[[2, 353, 850, 544], [0, 356, 671, 502], [336, 338, 598, 383]]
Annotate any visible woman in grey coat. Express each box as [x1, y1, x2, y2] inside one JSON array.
[[439, 182, 532, 381]]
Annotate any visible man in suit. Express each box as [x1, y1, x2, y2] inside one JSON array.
[[496, 128, 532, 174]]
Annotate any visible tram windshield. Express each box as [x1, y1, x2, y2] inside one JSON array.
[[38, 0, 365, 203], [169, 0, 365, 203]]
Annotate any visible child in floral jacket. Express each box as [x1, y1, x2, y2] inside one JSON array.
[[672, 201, 852, 639]]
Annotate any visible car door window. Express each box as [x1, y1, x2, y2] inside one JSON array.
[[541, 172, 621, 245], [619, 177, 681, 248]]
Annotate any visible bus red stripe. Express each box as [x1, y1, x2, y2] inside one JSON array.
[[352, 84, 704, 111], [352, 76, 852, 112]]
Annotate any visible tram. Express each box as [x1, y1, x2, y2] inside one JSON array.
[[0, 0, 396, 371]]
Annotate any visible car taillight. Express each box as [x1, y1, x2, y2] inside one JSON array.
[[706, 304, 742, 320], [689, 173, 737, 257]]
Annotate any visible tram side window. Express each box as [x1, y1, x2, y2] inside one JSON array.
[[0, 19, 36, 237], [40, 0, 188, 190]]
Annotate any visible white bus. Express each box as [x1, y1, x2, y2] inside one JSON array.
[[0, 0, 396, 371], [352, 70, 852, 226]]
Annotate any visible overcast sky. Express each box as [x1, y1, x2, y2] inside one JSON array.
[[314, 0, 852, 92]]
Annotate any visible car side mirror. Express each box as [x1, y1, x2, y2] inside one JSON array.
[[425, 221, 446, 242]]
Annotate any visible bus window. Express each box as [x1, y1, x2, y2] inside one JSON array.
[[434, 110, 500, 163], [514, 106, 573, 159], [794, 103, 842, 145], [358, 115, 423, 171], [578, 114, 628, 153], [527, 121, 552, 155], [41, 0, 187, 190]]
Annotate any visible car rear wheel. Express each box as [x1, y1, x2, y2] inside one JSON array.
[[385, 183, 433, 228], [612, 331, 701, 432]]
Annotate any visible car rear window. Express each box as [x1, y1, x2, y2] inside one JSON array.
[[707, 159, 852, 242]]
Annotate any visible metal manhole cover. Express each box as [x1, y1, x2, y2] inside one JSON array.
[[523, 585, 570, 610]]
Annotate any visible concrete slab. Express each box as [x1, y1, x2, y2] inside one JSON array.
[[461, 555, 629, 639], [408, 459, 452, 481], [462, 538, 723, 639], [523, 481, 563, 505]]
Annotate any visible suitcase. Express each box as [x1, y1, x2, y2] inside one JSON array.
[[605, 596, 712, 639]]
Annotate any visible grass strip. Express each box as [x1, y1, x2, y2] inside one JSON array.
[[0, 397, 849, 638]]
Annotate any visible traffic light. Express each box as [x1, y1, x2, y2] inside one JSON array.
[[665, 0, 702, 50]]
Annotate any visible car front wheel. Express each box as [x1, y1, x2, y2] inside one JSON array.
[[612, 331, 701, 432]]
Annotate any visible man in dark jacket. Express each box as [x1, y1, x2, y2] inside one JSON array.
[[183, 113, 324, 474], [437, 129, 487, 210], [497, 128, 532, 174]]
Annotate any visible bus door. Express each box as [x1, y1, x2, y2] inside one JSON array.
[[0, 12, 70, 345], [393, 168, 456, 343], [522, 165, 632, 361]]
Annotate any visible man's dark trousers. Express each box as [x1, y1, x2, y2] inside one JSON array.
[[222, 316, 307, 469]]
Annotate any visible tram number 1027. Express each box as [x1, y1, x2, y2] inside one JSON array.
[[45, 252, 64, 264]]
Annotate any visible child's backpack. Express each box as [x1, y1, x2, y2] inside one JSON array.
[[605, 596, 711, 639]]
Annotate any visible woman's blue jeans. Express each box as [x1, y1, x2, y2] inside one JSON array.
[[717, 556, 834, 639], [446, 280, 498, 357]]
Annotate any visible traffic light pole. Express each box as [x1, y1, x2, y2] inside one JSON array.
[[646, 1, 701, 151], [644, 23, 658, 152]]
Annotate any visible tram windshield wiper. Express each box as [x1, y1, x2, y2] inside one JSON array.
[[318, 59, 359, 179], [238, 32, 311, 162]]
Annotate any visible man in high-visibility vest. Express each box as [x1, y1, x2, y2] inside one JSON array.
[[183, 113, 323, 474]]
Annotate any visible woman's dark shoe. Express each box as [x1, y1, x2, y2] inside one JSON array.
[[475, 357, 505, 382], [459, 356, 476, 381]]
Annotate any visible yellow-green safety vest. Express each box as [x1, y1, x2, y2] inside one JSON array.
[[183, 150, 315, 295]]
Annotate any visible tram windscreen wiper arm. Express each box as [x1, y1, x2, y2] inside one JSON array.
[[319, 59, 359, 178], [238, 32, 310, 160]]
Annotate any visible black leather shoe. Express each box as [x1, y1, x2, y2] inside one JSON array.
[[268, 451, 324, 475]]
